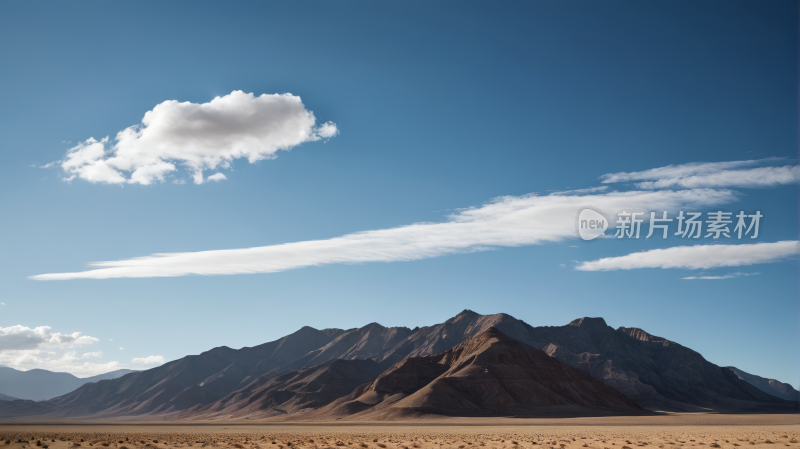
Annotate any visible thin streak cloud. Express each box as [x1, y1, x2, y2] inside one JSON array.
[[682, 272, 760, 280], [575, 241, 800, 271], [31, 189, 736, 280], [600, 158, 799, 189]]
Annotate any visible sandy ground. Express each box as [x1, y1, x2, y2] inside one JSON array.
[[0, 414, 798, 449]]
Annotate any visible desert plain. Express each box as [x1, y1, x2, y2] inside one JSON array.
[[1, 414, 798, 449]]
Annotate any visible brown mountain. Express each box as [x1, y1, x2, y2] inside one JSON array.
[[369, 310, 794, 412], [319, 327, 642, 419], [726, 366, 799, 401]]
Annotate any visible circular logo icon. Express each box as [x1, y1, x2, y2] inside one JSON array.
[[576, 207, 608, 241]]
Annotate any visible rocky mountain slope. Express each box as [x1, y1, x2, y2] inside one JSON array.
[[316, 327, 642, 420], [491, 316, 791, 412], [170, 328, 641, 420], [183, 359, 385, 419]]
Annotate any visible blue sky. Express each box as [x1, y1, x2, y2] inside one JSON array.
[[0, 1, 798, 388]]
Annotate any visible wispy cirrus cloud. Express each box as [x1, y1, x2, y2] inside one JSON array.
[[550, 186, 609, 195], [31, 188, 737, 280], [682, 272, 760, 280], [601, 158, 800, 189], [55, 91, 337, 185], [575, 241, 799, 271]]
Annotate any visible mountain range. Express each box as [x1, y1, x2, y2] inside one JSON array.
[[0, 310, 796, 420], [0, 366, 137, 401]]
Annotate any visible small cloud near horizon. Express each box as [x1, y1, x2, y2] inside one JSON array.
[[131, 355, 165, 365], [576, 241, 799, 271]]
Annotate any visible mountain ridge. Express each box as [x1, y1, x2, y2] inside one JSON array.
[[314, 327, 643, 420], [726, 366, 799, 401], [178, 327, 643, 421], [0, 310, 795, 419]]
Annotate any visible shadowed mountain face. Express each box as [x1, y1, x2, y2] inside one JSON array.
[[181, 359, 386, 420], [0, 310, 795, 419], [44, 326, 348, 417], [245, 323, 415, 383], [0, 367, 137, 401], [0, 393, 17, 401], [483, 315, 796, 412], [726, 366, 800, 401]]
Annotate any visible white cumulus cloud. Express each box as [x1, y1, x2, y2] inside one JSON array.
[[31, 188, 737, 280], [0, 325, 99, 351], [575, 241, 800, 271], [57, 91, 337, 185], [0, 327, 116, 377], [206, 173, 226, 182], [600, 158, 800, 189], [131, 355, 165, 365]]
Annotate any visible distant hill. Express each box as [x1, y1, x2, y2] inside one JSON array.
[[0, 393, 17, 401], [726, 366, 799, 401], [0, 367, 138, 401]]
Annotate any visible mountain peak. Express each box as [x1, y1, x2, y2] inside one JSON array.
[[474, 326, 506, 340], [567, 317, 608, 329], [456, 309, 480, 318], [348, 324, 641, 417], [618, 327, 667, 343]]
